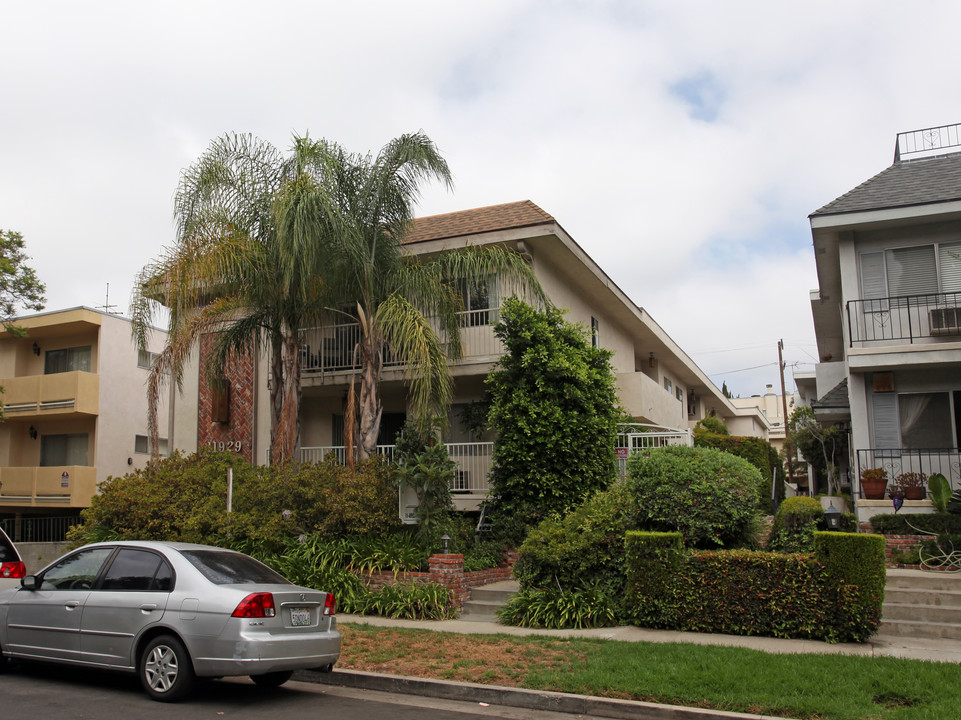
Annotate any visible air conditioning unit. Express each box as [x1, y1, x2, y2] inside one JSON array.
[[929, 307, 961, 335]]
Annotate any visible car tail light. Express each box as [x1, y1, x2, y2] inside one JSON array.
[[323, 593, 336, 616], [0, 561, 25, 579], [231, 592, 276, 618]]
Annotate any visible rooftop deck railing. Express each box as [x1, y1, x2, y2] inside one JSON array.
[[846, 292, 961, 347]]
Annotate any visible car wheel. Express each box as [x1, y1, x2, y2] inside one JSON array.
[[139, 634, 195, 702], [250, 670, 293, 688], [315, 663, 334, 673]]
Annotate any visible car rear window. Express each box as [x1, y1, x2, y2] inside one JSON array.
[[0, 530, 19, 563], [180, 550, 291, 585]]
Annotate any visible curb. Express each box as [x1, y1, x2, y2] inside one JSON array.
[[295, 668, 791, 720]]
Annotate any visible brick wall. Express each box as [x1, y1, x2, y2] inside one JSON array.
[[197, 334, 255, 463], [360, 551, 518, 608], [882, 534, 927, 568]]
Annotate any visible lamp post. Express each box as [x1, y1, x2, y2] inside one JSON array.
[[823, 501, 842, 531]]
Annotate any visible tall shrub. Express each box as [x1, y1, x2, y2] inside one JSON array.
[[486, 298, 621, 527], [627, 446, 762, 549]]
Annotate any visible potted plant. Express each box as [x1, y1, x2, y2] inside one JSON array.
[[893, 471, 927, 501], [860, 467, 888, 499]]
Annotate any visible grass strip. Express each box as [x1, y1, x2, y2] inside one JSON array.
[[339, 624, 961, 720]]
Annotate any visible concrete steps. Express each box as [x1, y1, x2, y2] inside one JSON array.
[[879, 569, 961, 642], [459, 580, 519, 623]]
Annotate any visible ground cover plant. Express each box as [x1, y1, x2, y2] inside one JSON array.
[[335, 624, 961, 720]]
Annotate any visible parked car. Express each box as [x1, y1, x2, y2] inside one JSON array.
[[0, 540, 340, 701], [0, 527, 26, 590]]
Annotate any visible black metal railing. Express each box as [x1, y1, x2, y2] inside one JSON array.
[[895, 123, 961, 162], [856, 448, 961, 496], [847, 291, 961, 346], [0, 515, 81, 543]]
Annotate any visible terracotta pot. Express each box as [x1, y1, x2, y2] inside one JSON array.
[[902, 486, 925, 501], [861, 476, 887, 499]]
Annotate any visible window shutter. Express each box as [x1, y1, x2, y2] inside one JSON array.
[[871, 390, 899, 450], [885, 245, 937, 299], [940, 242, 961, 293], [860, 252, 887, 312]]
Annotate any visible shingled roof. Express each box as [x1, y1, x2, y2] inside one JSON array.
[[404, 200, 555, 244], [811, 151, 961, 218]]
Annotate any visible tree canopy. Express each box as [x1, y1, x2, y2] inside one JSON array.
[[0, 229, 46, 331]]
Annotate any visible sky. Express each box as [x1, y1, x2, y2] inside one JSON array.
[[2, 1, 959, 400]]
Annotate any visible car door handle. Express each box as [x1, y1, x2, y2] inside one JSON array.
[[140, 603, 158, 613], [64, 601, 81, 611]]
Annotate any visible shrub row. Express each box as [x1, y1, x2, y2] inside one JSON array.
[[625, 531, 885, 643], [870, 512, 961, 535]]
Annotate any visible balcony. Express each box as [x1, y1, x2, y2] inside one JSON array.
[[847, 292, 961, 347], [0, 466, 97, 507], [0, 371, 100, 419], [299, 309, 503, 378], [855, 448, 961, 496]]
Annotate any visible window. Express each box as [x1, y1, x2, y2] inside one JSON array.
[[591, 316, 599, 348], [676, 387, 684, 403], [181, 550, 291, 585], [40, 433, 88, 466], [664, 378, 673, 394], [211, 379, 230, 424], [860, 241, 961, 305], [40, 547, 113, 590], [454, 276, 497, 327], [137, 349, 159, 369], [100, 548, 173, 591], [871, 387, 961, 449], [135, 435, 168, 455], [44, 346, 91, 374]]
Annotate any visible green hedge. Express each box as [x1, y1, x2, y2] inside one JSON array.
[[625, 531, 885, 642], [694, 431, 784, 509], [869, 513, 961, 535]]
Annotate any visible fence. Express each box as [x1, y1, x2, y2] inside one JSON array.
[[856, 448, 961, 495], [847, 291, 961, 346], [0, 515, 81, 543], [615, 424, 694, 479]]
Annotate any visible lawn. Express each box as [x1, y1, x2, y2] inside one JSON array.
[[338, 624, 961, 720]]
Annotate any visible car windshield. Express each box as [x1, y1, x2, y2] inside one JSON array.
[[180, 550, 291, 585]]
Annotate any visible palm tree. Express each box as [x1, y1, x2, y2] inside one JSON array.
[[308, 134, 547, 460], [131, 133, 338, 462]]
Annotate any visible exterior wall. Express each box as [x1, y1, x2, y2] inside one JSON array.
[[196, 335, 256, 463], [615, 371, 686, 427]]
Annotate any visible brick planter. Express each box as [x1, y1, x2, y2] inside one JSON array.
[[360, 551, 518, 608]]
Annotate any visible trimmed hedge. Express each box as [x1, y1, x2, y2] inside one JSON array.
[[625, 530, 885, 643], [767, 496, 823, 552], [694, 431, 784, 509], [870, 512, 961, 535]]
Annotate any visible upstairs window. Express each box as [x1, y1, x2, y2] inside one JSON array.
[[860, 241, 961, 306], [591, 316, 600, 348], [138, 349, 160, 369], [44, 346, 91, 374], [40, 433, 89, 466], [453, 276, 497, 327]]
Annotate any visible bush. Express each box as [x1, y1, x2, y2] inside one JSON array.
[[695, 416, 729, 435], [497, 587, 618, 629], [67, 450, 401, 549], [512, 481, 638, 600], [694, 432, 784, 511], [627, 446, 762, 549], [869, 513, 961, 535], [814, 532, 886, 642], [392, 422, 456, 549], [486, 299, 622, 526], [767, 496, 823, 553], [624, 531, 885, 642]]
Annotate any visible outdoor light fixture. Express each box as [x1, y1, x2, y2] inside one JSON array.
[[823, 501, 842, 530], [28, 426, 37, 440], [32, 342, 40, 356], [441, 534, 450, 553], [649, 352, 655, 368]]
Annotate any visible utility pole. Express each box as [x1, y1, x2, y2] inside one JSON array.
[[777, 339, 790, 508]]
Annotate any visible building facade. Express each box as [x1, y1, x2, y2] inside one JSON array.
[[808, 124, 961, 520], [170, 201, 768, 513], [0, 308, 169, 540]]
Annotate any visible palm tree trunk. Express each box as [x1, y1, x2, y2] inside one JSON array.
[[357, 333, 384, 461], [271, 334, 301, 462]]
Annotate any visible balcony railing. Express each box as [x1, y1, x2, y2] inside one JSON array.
[[298, 308, 504, 376], [299, 442, 493, 494], [615, 424, 694, 479], [856, 448, 961, 496], [0, 466, 98, 507], [847, 292, 961, 347]]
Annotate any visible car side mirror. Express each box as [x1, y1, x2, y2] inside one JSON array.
[[20, 575, 39, 591]]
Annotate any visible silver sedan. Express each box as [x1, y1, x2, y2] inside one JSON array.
[[0, 540, 341, 701]]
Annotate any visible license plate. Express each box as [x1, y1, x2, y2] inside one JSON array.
[[290, 608, 311, 626]]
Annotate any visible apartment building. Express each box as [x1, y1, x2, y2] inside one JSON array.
[[808, 124, 961, 520], [0, 308, 169, 540]]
